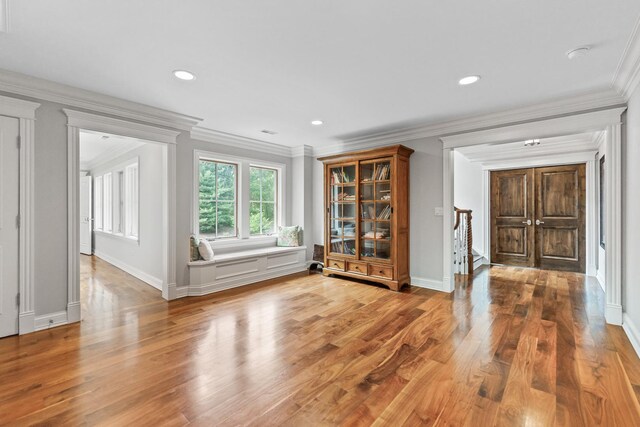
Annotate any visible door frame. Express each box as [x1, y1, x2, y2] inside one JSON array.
[[65, 109, 180, 325], [0, 94, 40, 334], [482, 158, 595, 274], [441, 107, 626, 325]]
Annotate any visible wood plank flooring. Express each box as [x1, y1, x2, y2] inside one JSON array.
[[1, 256, 640, 425]]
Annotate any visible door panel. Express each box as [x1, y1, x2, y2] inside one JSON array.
[[0, 115, 20, 338], [491, 168, 535, 267], [535, 164, 585, 272]]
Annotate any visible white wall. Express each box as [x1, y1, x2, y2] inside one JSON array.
[[313, 137, 444, 286], [89, 143, 164, 289], [623, 85, 640, 330], [453, 151, 485, 256]]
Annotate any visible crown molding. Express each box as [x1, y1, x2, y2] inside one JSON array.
[[191, 126, 293, 158], [612, 13, 640, 99], [313, 89, 625, 157], [441, 107, 627, 149], [0, 93, 40, 119], [64, 109, 180, 144], [0, 68, 202, 131], [291, 145, 314, 157], [481, 151, 598, 171]]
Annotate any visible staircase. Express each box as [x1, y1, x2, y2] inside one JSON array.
[[453, 207, 473, 275]]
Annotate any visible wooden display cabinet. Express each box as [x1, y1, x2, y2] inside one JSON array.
[[318, 145, 414, 291]]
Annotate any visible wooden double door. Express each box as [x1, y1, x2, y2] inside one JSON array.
[[490, 164, 586, 273]]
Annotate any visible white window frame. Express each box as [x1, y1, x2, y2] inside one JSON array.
[[193, 149, 285, 249], [125, 162, 139, 239], [249, 166, 278, 236], [93, 158, 139, 244], [103, 172, 112, 232], [94, 175, 103, 231]]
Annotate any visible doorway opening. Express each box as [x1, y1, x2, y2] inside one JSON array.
[[79, 131, 165, 300], [453, 132, 600, 276], [489, 164, 586, 273]]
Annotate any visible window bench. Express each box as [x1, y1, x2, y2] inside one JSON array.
[[186, 245, 307, 296]]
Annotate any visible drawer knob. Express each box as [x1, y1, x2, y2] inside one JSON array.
[[379, 270, 384, 274]]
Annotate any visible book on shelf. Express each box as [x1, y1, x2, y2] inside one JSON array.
[[372, 164, 390, 181], [377, 204, 392, 220]]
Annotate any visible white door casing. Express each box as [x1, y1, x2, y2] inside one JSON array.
[[79, 175, 92, 255], [0, 115, 20, 337]]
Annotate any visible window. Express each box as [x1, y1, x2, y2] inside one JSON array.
[[103, 172, 112, 232], [199, 160, 237, 238], [95, 176, 103, 230], [250, 167, 277, 235], [125, 163, 139, 238], [194, 151, 284, 244], [93, 159, 139, 241]]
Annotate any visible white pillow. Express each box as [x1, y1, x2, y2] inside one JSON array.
[[198, 240, 214, 261]]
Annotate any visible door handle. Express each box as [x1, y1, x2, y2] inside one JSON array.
[[522, 220, 532, 225], [536, 219, 545, 225]]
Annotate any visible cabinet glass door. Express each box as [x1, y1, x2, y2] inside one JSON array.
[[359, 160, 391, 260], [328, 164, 357, 255]]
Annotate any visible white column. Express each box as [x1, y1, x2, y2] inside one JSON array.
[[18, 117, 36, 333], [164, 142, 178, 300], [292, 145, 314, 261], [67, 125, 81, 323], [442, 147, 454, 292], [605, 123, 623, 325]]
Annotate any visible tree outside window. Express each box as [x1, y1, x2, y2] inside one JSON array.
[[199, 160, 237, 238], [249, 167, 277, 235]]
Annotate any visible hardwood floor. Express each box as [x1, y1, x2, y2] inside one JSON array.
[[1, 257, 640, 426]]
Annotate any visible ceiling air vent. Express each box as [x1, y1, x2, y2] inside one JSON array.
[[261, 129, 277, 135]]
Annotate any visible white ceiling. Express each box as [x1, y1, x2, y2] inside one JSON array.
[[1, 1, 639, 147], [79, 131, 144, 170]]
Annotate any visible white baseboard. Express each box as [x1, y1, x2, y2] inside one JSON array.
[[623, 313, 640, 359], [18, 311, 35, 334], [67, 301, 81, 323], [606, 303, 623, 325], [34, 310, 68, 331], [94, 251, 163, 290], [411, 277, 445, 292], [176, 286, 189, 298], [596, 270, 606, 292]]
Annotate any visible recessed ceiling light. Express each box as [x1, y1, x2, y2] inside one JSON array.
[[173, 70, 196, 81], [458, 75, 481, 86], [566, 47, 590, 60], [311, 120, 324, 126]]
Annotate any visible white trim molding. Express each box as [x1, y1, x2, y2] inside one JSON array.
[[0, 94, 40, 334], [623, 313, 640, 359], [94, 251, 162, 291], [191, 127, 292, 158], [612, 14, 640, 99], [442, 148, 454, 293], [411, 277, 445, 292], [0, 68, 201, 130], [34, 310, 69, 332], [441, 107, 626, 325], [313, 90, 625, 157], [65, 110, 180, 326]]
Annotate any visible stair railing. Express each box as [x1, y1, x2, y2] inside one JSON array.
[[454, 207, 473, 275]]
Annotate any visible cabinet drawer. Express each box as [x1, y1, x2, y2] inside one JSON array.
[[326, 259, 345, 271], [368, 264, 393, 279], [347, 261, 367, 275]]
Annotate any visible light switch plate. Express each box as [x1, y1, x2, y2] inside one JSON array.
[[434, 207, 444, 216]]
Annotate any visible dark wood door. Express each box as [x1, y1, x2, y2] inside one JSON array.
[[490, 168, 535, 267], [535, 164, 586, 272], [490, 164, 586, 273]]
